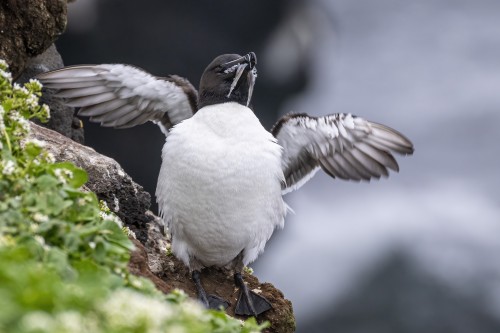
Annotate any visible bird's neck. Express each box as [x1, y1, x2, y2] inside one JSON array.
[[198, 91, 250, 110]]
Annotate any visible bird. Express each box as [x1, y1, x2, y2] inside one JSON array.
[[37, 52, 414, 317]]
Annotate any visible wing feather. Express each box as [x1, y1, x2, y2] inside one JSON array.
[[78, 99, 129, 117], [65, 92, 117, 107], [54, 85, 113, 98], [272, 113, 414, 193], [37, 64, 198, 134]]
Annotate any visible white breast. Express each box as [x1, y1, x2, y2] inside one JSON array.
[[156, 102, 286, 269]]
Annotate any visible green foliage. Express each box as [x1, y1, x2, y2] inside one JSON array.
[[0, 60, 267, 333]]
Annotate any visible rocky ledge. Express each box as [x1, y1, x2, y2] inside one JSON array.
[[28, 123, 296, 333]]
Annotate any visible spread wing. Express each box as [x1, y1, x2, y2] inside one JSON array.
[[272, 113, 414, 194], [37, 64, 198, 135]]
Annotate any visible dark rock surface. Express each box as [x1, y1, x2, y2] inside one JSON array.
[[0, 0, 67, 79], [16, 44, 84, 143]]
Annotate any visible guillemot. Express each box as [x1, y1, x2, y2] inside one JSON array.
[[37, 52, 414, 316]]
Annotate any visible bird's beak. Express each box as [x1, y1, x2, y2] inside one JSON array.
[[245, 52, 257, 69], [225, 53, 258, 107], [223, 52, 257, 70]]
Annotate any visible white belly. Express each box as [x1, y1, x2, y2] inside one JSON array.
[[156, 103, 286, 268]]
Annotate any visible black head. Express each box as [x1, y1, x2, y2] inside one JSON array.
[[198, 52, 258, 109]]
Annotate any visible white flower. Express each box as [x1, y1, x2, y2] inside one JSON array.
[[100, 200, 110, 212], [2, 160, 16, 175], [9, 110, 30, 134], [45, 152, 56, 163], [130, 278, 143, 289], [41, 104, 51, 119], [99, 211, 123, 228], [123, 226, 136, 238], [33, 212, 49, 223], [23, 311, 97, 333], [34, 235, 45, 246], [88, 241, 96, 249], [26, 93, 39, 109], [54, 168, 67, 184], [9, 109, 19, 118], [29, 78, 43, 90], [54, 311, 88, 333], [17, 117, 30, 133], [99, 289, 174, 331], [29, 223, 39, 232], [13, 83, 29, 95], [21, 311, 55, 332], [54, 168, 73, 184], [0, 69, 12, 82]]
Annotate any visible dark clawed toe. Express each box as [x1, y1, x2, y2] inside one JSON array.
[[207, 294, 230, 311]]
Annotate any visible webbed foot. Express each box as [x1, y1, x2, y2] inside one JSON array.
[[234, 272, 272, 316]]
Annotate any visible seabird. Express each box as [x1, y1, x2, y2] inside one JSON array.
[[37, 52, 414, 316]]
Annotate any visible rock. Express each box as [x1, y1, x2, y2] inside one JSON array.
[[28, 123, 296, 332], [130, 212, 296, 333], [0, 0, 67, 79], [28, 122, 153, 243], [128, 237, 171, 293], [16, 44, 84, 144]]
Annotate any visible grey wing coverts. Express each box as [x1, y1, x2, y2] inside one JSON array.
[[272, 113, 414, 193], [37, 64, 198, 134]]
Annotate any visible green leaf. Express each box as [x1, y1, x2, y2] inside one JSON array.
[[48, 162, 88, 188], [23, 142, 43, 159], [68, 167, 88, 188], [101, 219, 134, 252], [34, 174, 59, 190]]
